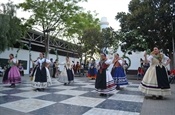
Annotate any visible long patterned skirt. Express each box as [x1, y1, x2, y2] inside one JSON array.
[[32, 67, 52, 88], [95, 69, 116, 94], [111, 66, 128, 86], [58, 68, 74, 83], [2, 66, 21, 84], [87, 68, 97, 79], [139, 65, 171, 96]]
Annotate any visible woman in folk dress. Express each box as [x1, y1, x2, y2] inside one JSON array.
[[58, 57, 74, 85], [111, 53, 128, 90], [87, 60, 97, 79], [31, 53, 52, 91], [95, 53, 116, 96], [2, 54, 21, 87], [139, 47, 171, 99]]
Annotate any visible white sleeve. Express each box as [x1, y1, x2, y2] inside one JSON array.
[[118, 60, 123, 65], [12, 58, 17, 63], [163, 54, 169, 62], [147, 55, 153, 62], [105, 59, 112, 65], [46, 59, 51, 63], [34, 59, 39, 65]]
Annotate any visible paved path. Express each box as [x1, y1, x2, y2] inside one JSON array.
[[0, 75, 143, 115], [0, 75, 174, 115], [141, 83, 175, 115], [129, 79, 175, 115]]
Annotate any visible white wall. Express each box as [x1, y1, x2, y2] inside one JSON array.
[[0, 48, 79, 74], [1, 47, 170, 73]]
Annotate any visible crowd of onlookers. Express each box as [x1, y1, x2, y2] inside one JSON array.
[[136, 58, 150, 79], [47, 58, 87, 78]]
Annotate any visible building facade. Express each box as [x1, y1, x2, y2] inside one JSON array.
[[0, 30, 79, 74]]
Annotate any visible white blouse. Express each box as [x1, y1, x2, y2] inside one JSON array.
[[147, 54, 169, 65], [34, 58, 50, 68]]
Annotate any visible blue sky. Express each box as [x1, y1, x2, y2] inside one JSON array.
[[1, 0, 131, 30]]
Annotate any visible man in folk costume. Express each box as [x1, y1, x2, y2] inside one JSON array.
[[95, 53, 116, 96], [111, 53, 128, 90], [139, 47, 171, 99]]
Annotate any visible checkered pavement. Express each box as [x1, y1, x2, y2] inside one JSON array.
[[0, 77, 144, 115]]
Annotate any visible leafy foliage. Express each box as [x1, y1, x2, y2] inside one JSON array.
[[116, 0, 175, 55], [18, 0, 87, 37], [64, 11, 101, 60], [0, 1, 24, 53], [100, 27, 120, 52], [79, 27, 120, 61], [65, 11, 100, 37], [18, 0, 88, 57]]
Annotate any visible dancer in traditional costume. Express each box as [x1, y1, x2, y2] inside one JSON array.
[[139, 47, 171, 99], [111, 53, 128, 90], [58, 57, 74, 85], [31, 53, 52, 91], [95, 53, 116, 96], [2, 54, 21, 87], [87, 60, 97, 79]]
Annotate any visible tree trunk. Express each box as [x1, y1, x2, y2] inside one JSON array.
[[45, 33, 49, 58], [78, 52, 83, 64], [84, 53, 87, 64]]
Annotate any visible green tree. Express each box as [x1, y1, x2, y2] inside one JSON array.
[[100, 27, 120, 53], [65, 11, 101, 62], [80, 27, 120, 63], [18, 0, 87, 58], [116, 0, 175, 56], [81, 27, 101, 62], [0, 1, 24, 53], [65, 11, 100, 37]]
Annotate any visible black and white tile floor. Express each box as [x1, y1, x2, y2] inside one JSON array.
[[0, 77, 144, 115]]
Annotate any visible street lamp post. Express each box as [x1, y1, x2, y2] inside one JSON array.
[[55, 48, 58, 60], [29, 40, 31, 74]]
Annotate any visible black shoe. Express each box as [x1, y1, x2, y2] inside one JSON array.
[[99, 93, 107, 96], [116, 86, 120, 90], [144, 96, 149, 99], [156, 96, 163, 100], [41, 88, 45, 91], [10, 84, 15, 88], [103, 94, 107, 96], [34, 88, 39, 91], [64, 83, 67, 85], [151, 95, 157, 100]]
